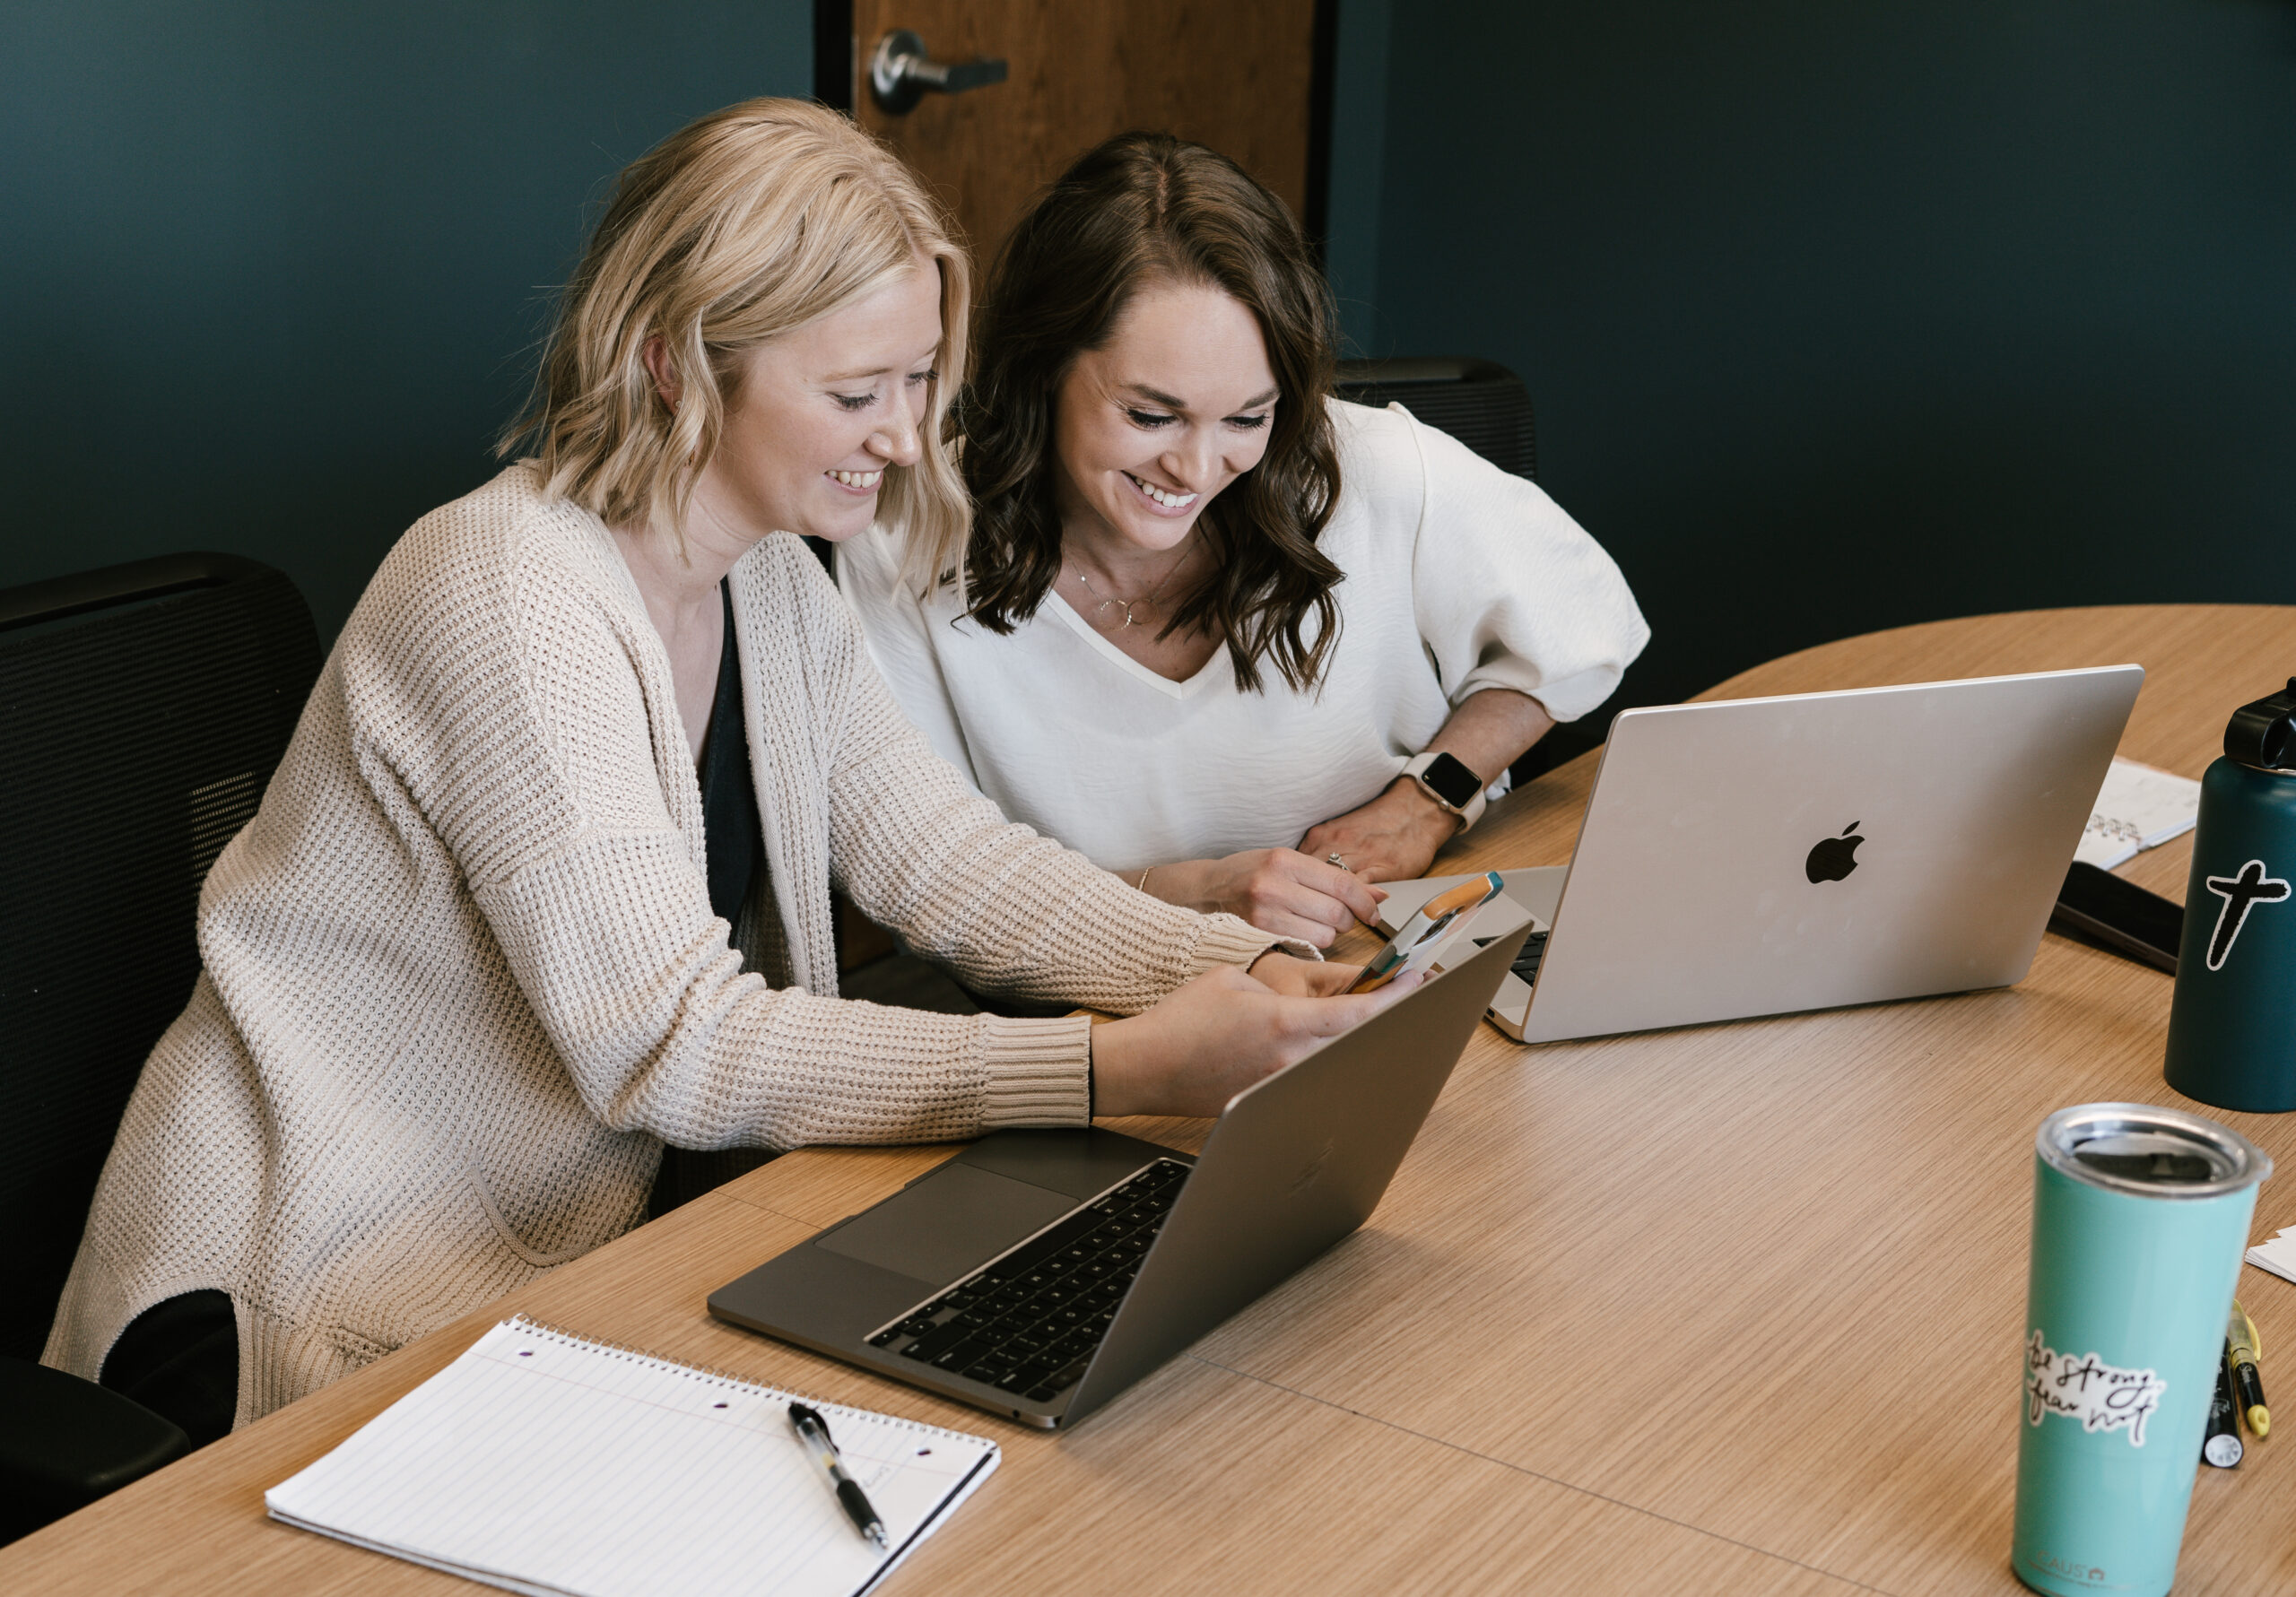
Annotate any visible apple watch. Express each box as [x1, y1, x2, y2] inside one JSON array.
[[1400, 751, 1487, 830]]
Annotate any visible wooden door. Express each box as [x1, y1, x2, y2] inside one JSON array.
[[836, 0, 1322, 265]]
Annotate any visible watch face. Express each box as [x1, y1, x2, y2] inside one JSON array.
[[1422, 751, 1483, 810]]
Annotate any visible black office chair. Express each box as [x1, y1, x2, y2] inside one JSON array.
[[0, 553, 322, 1543], [1334, 356, 1537, 482]]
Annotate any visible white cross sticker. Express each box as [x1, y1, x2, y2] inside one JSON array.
[[2203, 859, 2291, 971]]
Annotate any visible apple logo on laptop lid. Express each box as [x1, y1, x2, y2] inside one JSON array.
[[1805, 822, 1865, 884]]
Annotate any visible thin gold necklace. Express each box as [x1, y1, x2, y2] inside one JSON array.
[[1070, 542, 1197, 630]]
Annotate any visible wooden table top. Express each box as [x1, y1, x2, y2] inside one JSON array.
[[12, 603, 2296, 1595]]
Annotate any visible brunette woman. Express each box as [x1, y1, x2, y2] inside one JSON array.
[[841, 133, 1648, 949]]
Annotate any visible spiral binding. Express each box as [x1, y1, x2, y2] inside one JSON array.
[[500, 1314, 964, 1438]]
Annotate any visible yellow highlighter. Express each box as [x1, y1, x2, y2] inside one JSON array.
[[2229, 1299, 2268, 1438]]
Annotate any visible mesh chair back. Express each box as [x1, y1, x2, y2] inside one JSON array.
[[1334, 357, 1536, 482], [0, 555, 320, 1360]]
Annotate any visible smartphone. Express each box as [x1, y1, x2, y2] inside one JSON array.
[[1346, 871, 1507, 994], [2053, 861, 2182, 975]]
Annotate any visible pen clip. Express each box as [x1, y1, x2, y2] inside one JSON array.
[[789, 1402, 844, 1469]]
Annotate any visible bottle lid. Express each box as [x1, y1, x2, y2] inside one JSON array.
[[2039, 1102, 2271, 1199], [2225, 677, 2296, 772]]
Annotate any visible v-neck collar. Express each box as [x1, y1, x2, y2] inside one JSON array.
[[1043, 588, 1225, 702]]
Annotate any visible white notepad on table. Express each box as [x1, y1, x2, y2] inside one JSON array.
[[266, 1316, 999, 1597], [2247, 1228, 2296, 1286], [2074, 757, 2203, 871]]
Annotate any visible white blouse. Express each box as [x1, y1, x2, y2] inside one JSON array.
[[838, 398, 1650, 875]]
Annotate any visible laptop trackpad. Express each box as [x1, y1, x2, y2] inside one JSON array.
[[813, 1162, 1075, 1286]]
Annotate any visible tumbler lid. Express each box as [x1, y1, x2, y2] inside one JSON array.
[[2224, 676, 2296, 773], [2039, 1102, 2272, 1199]]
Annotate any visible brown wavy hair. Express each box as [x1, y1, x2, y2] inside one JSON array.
[[948, 132, 1343, 693]]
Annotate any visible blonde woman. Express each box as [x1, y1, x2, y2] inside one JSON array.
[[46, 100, 1405, 1441]]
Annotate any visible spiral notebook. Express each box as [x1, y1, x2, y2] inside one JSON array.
[[265, 1316, 1000, 1597], [2074, 757, 2203, 872]]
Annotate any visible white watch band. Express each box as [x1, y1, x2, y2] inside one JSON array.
[[1401, 751, 1487, 831]]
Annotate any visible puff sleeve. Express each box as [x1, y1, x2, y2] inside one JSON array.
[[1396, 407, 1649, 723]]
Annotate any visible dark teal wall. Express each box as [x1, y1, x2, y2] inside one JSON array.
[[1356, 1, 2296, 721], [19, 3, 2291, 702], [1323, 0, 1392, 350], [1, 2, 810, 639]]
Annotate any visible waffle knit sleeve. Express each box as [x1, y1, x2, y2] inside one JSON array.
[[383, 541, 1098, 1150], [809, 568, 1300, 1015]]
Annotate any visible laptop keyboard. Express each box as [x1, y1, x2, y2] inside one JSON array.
[[865, 1158, 1189, 1405], [1492, 928, 1549, 985]]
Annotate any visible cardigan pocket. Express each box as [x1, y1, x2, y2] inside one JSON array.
[[465, 1157, 593, 1271], [333, 1159, 578, 1358], [327, 1324, 397, 1369]]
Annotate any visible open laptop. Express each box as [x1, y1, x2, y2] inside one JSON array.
[[709, 923, 1531, 1429], [1375, 666, 2144, 1045]]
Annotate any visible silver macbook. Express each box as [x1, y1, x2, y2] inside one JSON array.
[[1377, 666, 2143, 1044], [708, 924, 1532, 1428]]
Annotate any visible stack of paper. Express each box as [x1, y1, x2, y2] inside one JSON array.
[[2245, 1228, 2296, 1285], [2074, 758, 2204, 871]]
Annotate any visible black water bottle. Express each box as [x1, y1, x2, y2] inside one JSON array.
[[2164, 678, 2296, 1111]]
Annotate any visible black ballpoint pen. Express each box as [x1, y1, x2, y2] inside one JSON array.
[[788, 1402, 889, 1549]]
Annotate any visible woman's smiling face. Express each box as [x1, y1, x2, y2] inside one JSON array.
[[692, 256, 944, 546], [1051, 278, 1278, 556]]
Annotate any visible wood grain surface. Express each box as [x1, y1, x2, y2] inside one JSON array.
[[11, 606, 2296, 1594], [849, 0, 1317, 264]]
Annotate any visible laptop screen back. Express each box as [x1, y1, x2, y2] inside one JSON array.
[[1517, 665, 2142, 1043]]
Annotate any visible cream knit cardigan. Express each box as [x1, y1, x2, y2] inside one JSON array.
[[45, 463, 1280, 1426]]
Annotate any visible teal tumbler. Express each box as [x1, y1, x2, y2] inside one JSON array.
[[2164, 677, 2296, 1111], [2013, 1104, 2269, 1597]]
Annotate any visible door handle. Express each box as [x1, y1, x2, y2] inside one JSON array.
[[868, 29, 1009, 116]]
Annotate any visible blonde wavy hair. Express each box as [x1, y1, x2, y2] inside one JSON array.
[[503, 99, 970, 568]]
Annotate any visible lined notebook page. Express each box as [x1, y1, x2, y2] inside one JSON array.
[[266, 1316, 998, 1597]]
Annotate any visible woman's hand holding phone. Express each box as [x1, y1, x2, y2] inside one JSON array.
[[1241, 949, 1354, 995], [1091, 954, 1422, 1119]]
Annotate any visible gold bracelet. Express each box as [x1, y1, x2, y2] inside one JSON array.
[[1135, 867, 1153, 894]]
